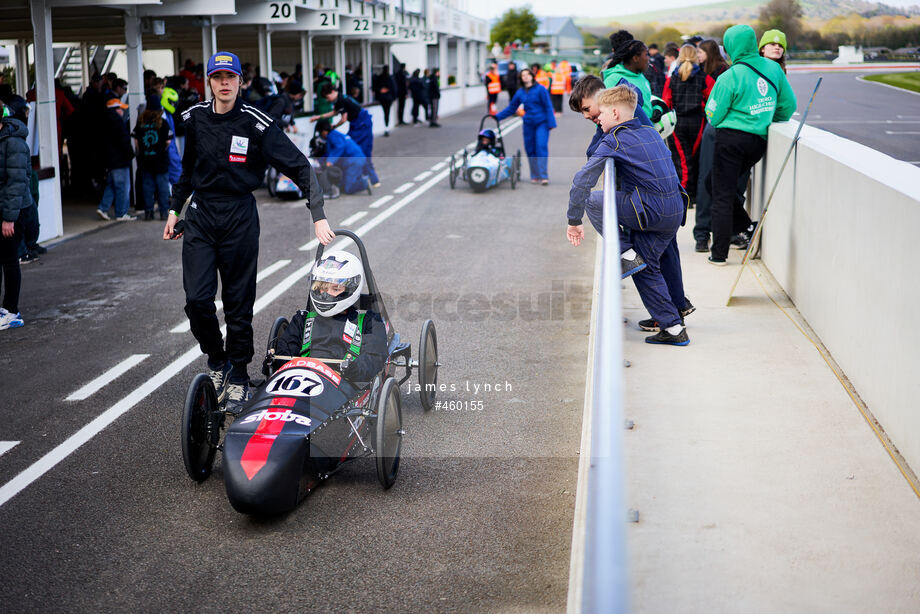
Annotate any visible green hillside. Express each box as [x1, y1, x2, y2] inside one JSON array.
[[575, 0, 920, 27]]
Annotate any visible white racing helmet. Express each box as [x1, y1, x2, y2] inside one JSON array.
[[310, 250, 366, 317], [650, 95, 676, 140]]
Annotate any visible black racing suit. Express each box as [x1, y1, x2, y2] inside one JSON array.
[[170, 97, 325, 382], [276, 309, 388, 383]]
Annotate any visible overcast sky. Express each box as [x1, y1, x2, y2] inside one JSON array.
[[464, 0, 920, 21]]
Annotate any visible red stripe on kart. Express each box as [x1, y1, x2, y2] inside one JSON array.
[[269, 396, 297, 408], [239, 415, 287, 480]]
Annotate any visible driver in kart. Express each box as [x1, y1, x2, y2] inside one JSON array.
[[473, 129, 503, 159], [274, 250, 388, 382]]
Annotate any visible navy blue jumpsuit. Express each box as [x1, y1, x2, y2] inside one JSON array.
[[569, 118, 687, 329], [495, 83, 556, 181]]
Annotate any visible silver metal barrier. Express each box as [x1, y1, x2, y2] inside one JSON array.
[[580, 158, 629, 613]]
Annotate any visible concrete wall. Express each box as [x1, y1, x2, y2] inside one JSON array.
[[754, 121, 920, 473]]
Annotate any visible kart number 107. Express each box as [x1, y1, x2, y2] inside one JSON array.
[[266, 368, 325, 398]]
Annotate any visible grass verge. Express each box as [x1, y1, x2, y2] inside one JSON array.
[[863, 71, 920, 93]]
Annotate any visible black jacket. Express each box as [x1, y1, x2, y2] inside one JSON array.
[[0, 118, 31, 222], [104, 109, 134, 170], [277, 309, 388, 383], [372, 73, 397, 103], [409, 76, 428, 102], [170, 98, 325, 221], [394, 69, 408, 97], [427, 75, 441, 100]]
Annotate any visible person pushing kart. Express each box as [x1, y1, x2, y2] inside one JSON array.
[[274, 250, 387, 383], [164, 51, 334, 413]]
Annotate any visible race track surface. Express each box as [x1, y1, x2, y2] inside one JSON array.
[[788, 71, 920, 166], [0, 101, 597, 612]]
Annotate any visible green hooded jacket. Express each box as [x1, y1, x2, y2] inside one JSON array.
[[602, 63, 653, 120], [705, 24, 797, 137]]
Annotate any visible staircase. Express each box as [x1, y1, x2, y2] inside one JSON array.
[[54, 45, 117, 93]]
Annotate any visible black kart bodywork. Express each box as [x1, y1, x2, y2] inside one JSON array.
[[180, 230, 439, 515]]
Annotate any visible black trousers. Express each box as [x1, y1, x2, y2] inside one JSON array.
[[182, 194, 260, 381], [711, 128, 766, 259], [411, 97, 428, 121], [429, 99, 439, 124], [379, 100, 393, 128], [0, 216, 22, 313], [397, 95, 407, 124]]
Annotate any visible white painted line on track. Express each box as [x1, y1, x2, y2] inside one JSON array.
[[170, 259, 291, 332], [0, 442, 20, 457], [256, 259, 291, 282], [430, 161, 447, 171], [65, 354, 150, 401], [339, 211, 368, 226], [414, 170, 433, 181], [885, 130, 920, 135], [369, 195, 393, 209], [858, 74, 920, 97], [393, 182, 415, 194], [0, 149, 473, 507]]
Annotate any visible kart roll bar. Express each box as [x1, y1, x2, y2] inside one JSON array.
[[314, 229, 395, 344]]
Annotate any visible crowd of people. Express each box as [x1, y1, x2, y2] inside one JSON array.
[[565, 23, 796, 346]]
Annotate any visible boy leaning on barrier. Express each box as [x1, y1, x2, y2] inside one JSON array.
[[567, 86, 690, 346], [567, 76, 695, 335]]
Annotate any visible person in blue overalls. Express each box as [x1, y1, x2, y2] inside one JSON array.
[[314, 119, 368, 194], [310, 83, 380, 187], [494, 67, 555, 185]]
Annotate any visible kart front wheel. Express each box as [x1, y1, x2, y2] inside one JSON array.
[[375, 377, 403, 489], [510, 160, 517, 190], [182, 373, 219, 482], [449, 155, 457, 189], [515, 151, 522, 182], [418, 319, 439, 412], [263, 317, 289, 377]]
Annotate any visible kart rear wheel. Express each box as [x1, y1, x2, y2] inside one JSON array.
[[182, 373, 219, 483], [449, 155, 457, 189], [515, 151, 522, 181], [375, 377, 402, 489], [418, 319, 439, 412], [510, 160, 517, 190], [366, 176, 373, 196], [263, 317, 289, 377]]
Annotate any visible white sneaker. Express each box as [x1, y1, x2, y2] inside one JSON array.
[[0, 309, 24, 330], [115, 214, 137, 221], [97, 209, 111, 221]]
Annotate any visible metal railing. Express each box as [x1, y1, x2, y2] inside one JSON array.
[[572, 158, 629, 613]]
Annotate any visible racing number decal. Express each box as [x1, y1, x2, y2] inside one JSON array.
[[265, 368, 325, 398], [270, 2, 292, 19], [352, 18, 370, 32]]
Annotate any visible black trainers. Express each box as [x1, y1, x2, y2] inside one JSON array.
[[695, 238, 709, 253], [645, 327, 690, 346], [223, 382, 251, 415], [32, 245, 47, 254], [19, 252, 38, 264], [208, 361, 232, 401], [680, 298, 695, 318], [637, 318, 660, 332], [730, 232, 750, 250], [621, 253, 647, 279], [708, 255, 728, 266]]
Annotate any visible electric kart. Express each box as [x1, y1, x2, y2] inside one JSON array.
[[180, 230, 440, 515], [449, 115, 521, 192]]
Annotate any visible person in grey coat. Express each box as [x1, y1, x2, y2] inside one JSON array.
[[0, 99, 30, 329]]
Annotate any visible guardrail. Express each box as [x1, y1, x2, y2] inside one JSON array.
[[569, 158, 630, 613]]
